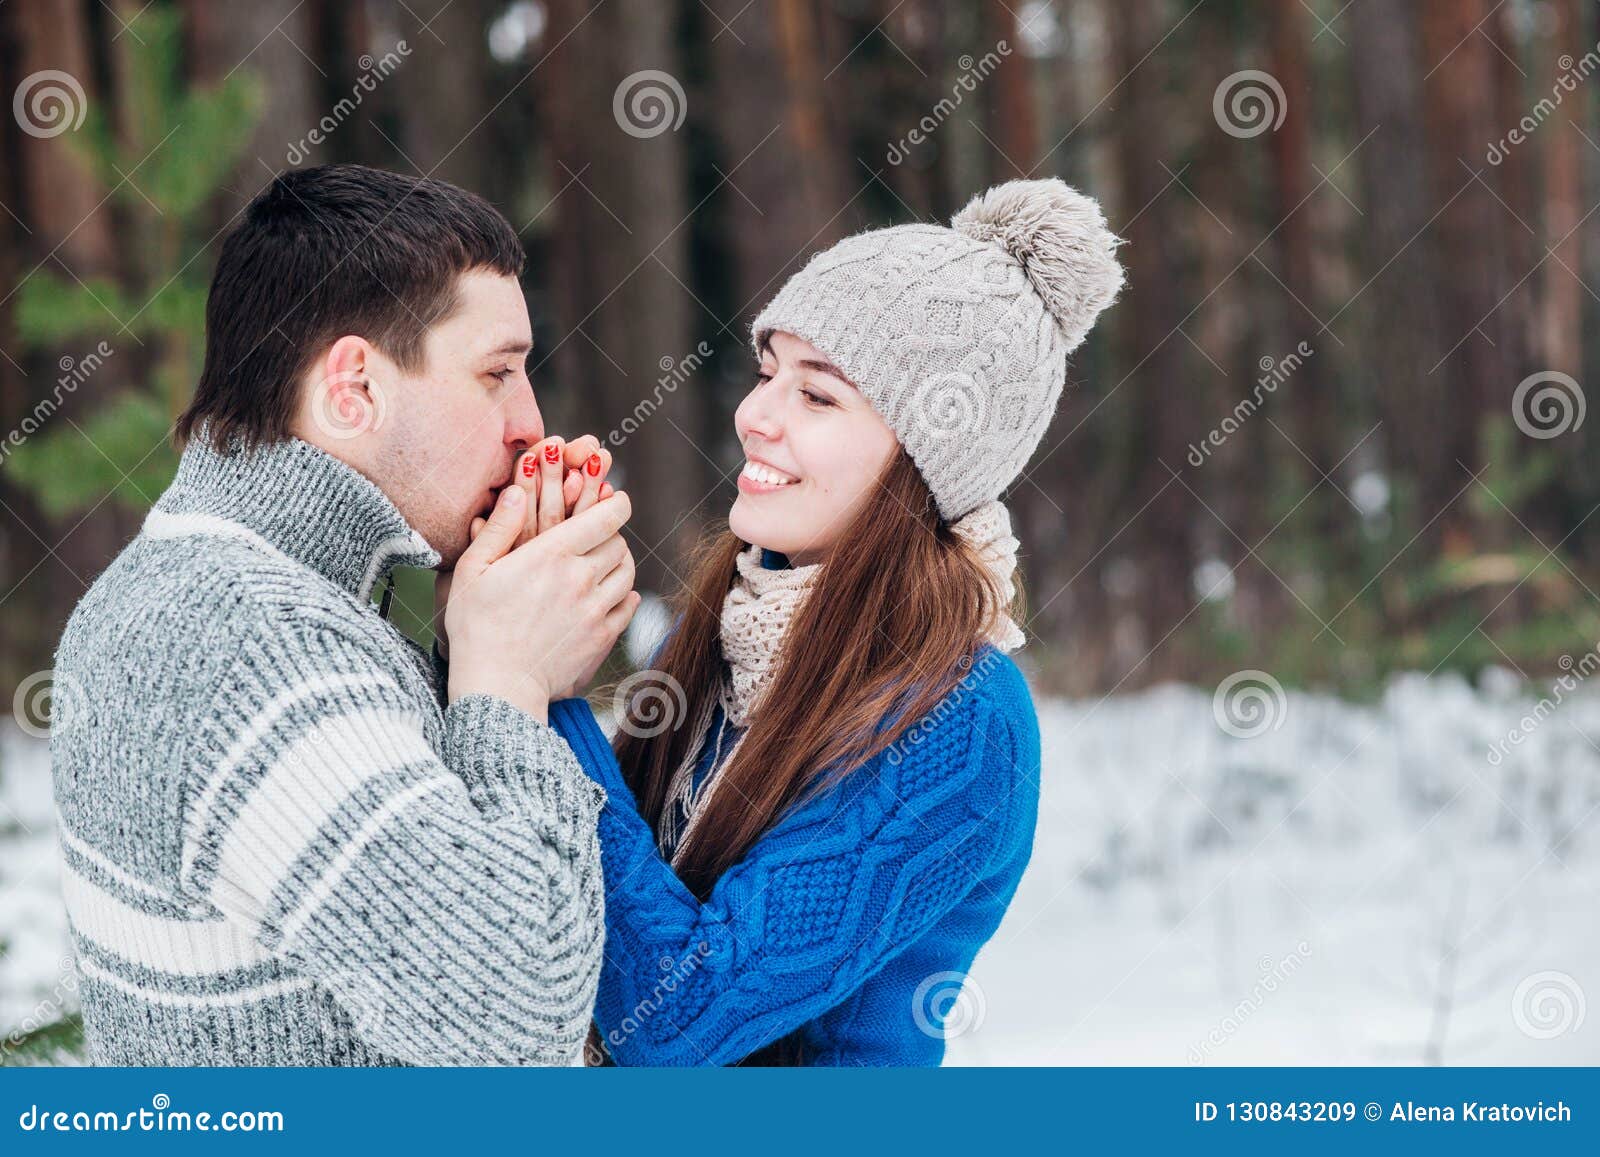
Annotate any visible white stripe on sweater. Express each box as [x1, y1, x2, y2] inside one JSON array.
[[56, 820, 173, 906], [208, 708, 436, 923], [142, 509, 295, 567], [182, 672, 402, 878], [60, 857, 273, 975], [278, 776, 461, 947], [74, 954, 313, 1006]]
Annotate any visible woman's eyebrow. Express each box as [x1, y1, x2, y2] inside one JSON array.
[[756, 338, 850, 386], [796, 358, 851, 386]]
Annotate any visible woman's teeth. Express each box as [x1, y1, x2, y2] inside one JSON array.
[[742, 460, 799, 486]]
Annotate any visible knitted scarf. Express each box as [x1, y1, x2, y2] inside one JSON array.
[[658, 499, 1026, 861]]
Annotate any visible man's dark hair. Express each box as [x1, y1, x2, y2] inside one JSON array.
[[176, 164, 525, 451]]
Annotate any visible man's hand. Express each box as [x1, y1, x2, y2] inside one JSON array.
[[443, 484, 638, 722]]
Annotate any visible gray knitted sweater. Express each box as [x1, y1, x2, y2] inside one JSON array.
[[48, 428, 606, 1066]]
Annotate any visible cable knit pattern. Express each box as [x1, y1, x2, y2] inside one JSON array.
[[664, 530, 1026, 857], [49, 427, 606, 1066], [655, 548, 815, 855], [547, 644, 1040, 1066]]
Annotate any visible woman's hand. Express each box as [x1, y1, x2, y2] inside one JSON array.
[[433, 435, 616, 661], [514, 435, 615, 546]]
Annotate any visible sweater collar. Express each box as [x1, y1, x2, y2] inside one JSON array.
[[147, 424, 441, 605]]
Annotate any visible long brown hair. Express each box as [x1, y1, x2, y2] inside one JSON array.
[[604, 449, 1020, 1064]]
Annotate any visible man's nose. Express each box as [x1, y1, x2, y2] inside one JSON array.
[[506, 386, 544, 450]]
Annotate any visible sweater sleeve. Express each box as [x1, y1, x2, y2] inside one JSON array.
[[178, 619, 607, 1066], [546, 688, 1024, 1066]]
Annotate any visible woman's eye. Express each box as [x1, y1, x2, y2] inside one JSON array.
[[801, 388, 835, 408], [755, 372, 773, 385], [488, 367, 514, 383]]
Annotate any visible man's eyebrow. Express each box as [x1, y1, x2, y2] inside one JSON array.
[[486, 339, 533, 357]]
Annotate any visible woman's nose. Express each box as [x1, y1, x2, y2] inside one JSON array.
[[735, 378, 783, 442]]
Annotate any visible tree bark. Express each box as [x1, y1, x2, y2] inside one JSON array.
[[539, 0, 700, 594], [1416, 0, 1515, 541], [1106, 0, 1198, 686], [1348, 0, 1448, 551], [0, 0, 120, 689]]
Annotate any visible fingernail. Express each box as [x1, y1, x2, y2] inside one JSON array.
[[586, 453, 602, 476], [544, 442, 561, 463], [521, 454, 537, 478]]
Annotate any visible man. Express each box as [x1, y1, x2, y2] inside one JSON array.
[[48, 164, 636, 1065]]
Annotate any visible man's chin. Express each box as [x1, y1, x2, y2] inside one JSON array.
[[435, 536, 470, 570], [413, 518, 471, 570]]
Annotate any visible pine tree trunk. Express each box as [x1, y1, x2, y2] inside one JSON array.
[[1348, 0, 1448, 556], [1, 0, 120, 690], [1108, 0, 1197, 685], [539, 0, 700, 594], [1416, 0, 1514, 546]]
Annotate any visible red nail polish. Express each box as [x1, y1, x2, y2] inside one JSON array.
[[521, 456, 536, 478], [544, 443, 561, 463], [586, 454, 602, 476]]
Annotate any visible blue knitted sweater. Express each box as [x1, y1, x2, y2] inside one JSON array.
[[546, 642, 1040, 1066]]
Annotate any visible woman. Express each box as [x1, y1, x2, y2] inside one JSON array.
[[527, 179, 1119, 1065]]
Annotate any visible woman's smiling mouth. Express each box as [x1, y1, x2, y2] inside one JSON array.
[[739, 458, 800, 492]]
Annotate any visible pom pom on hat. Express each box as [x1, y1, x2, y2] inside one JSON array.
[[951, 177, 1124, 353]]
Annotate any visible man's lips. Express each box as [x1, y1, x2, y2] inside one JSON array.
[[478, 471, 515, 518]]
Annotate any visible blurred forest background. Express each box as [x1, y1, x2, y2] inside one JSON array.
[[0, 0, 1597, 701], [4, 0, 1600, 1069]]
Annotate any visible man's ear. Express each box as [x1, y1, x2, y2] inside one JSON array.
[[302, 335, 387, 444]]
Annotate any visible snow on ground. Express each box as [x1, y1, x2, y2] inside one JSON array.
[[2, 667, 1596, 1065], [0, 720, 74, 1052], [946, 669, 1600, 1065]]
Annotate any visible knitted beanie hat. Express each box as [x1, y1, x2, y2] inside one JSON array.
[[751, 178, 1124, 522]]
